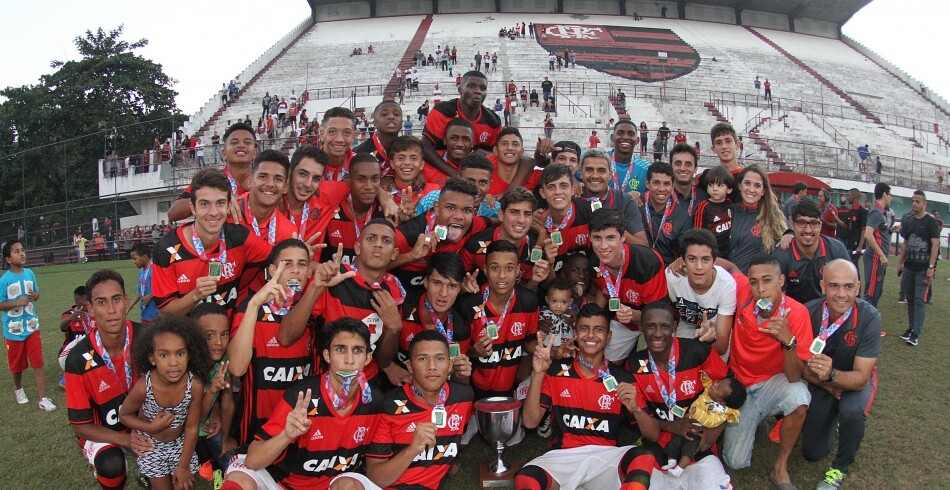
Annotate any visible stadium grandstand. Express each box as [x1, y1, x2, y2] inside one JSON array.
[[97, 0, 950, 233]]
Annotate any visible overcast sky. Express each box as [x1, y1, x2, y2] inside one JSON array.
[[0, 0, 945, 116]]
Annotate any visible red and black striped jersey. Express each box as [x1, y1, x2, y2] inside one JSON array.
[[61, 305, 92, 348], [459, 225, 537, 285], [354, 136, 392, 176], [232, 297, 316, 446], [591, 244, 668, 330], [323, 150, 357, 182], [319, 202, 386, 265], [458, 285, 539, 397], [284, 180, 351, 243], [152, 223, 271, 312], [394, 211, 492, 290], [423, 99, 502, 154], [312, 265, 407, 381], [257, 375, 383, 488], [65, 322, 142, 438], [626, 338, 729, 449], [539, 356, 635, 450], [396, 291, 473, 369], [365, 382, 474, 489], [486, 154, 541, 195], [541, 198, 594, 274]]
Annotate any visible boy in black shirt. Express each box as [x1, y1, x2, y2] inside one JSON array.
[[693, 166, 734, 258]]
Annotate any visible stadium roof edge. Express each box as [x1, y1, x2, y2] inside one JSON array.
[[305, 0, 872, 28]]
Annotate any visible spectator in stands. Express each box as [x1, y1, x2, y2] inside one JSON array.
[[661, 5, 668, 17], [589, 130, 600, 149], [638, 122, 649, 156], [548, 52, 555, 71], [754, 77, 761, 95], [764, 78, 773, 101], [195, 138, 206, 168], [658, 122, 671, 155], [474, 51, 482, 72], [262, 92, 271, 118], [417, 100, 429, 125], [287, 104, 298, 133], [491, 52, 498, 73], [503, 95, 512, 127], [544, 114, 555, 139], [617, 89, 627, 111], [784, 181, 808, 219], [541, 77, 553, 102], [404, 116, 414, 136]]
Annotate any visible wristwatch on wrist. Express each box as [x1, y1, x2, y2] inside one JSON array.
[[823, 368, 837, 383], [782, 335, 797, 351]]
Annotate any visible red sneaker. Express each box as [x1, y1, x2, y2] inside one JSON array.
[[768, 419, 782, 443], [199, 461, 214, 480]]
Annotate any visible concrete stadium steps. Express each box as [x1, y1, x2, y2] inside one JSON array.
[[385, 15, 435, 100]]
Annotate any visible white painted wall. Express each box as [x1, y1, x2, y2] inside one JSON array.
[[315, 1, 371, 21], [563, 0, 621, 16], [794, 18, 838, 39], [500, 0, 557, 13], [437, 0, 496, 14], [377, 0, 434, 17], [625, 1, 677, 18], [685, 3, 735, 24], [741, 9, 789, 31]]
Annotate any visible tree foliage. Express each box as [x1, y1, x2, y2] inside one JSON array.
[[0, 25, 181, 236]]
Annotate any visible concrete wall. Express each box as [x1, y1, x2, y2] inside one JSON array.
[[625, 1, 677, 18], [685, 3, 736, 24], [563, 0, 621, 15], [315, 1, 371, 21], [741, 9, 789, 31], [437, 0, 496, 13], [794, 17, 838, 38], [377, 0, 433, 16], [500, 0, 557, 13]]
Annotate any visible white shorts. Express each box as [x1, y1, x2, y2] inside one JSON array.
[[331, 472, 382, 489], [605, 320, 641, 363], [82, 440, 120, 467], [225, 454, 280, 489], [524, 446, 731, 490]]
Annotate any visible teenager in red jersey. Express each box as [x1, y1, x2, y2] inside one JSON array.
[[354, 101, 403, 177], [169, 122, 256, 222], [281, 220, 405, 385], [65, 270, 153, 489], [517, 304, 661, 490], [222, 318, 383, 490], [283, 145, 351, 243], [153, 169, 272, 316], [321, 154, 387, 265], [229, 239, 319, 447], [384, 136, 441, 222]]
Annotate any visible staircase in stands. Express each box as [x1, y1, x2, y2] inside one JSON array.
[[746, 27, 885, 128], [384, 15, 434, 101]]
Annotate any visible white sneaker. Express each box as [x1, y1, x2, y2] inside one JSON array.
[[38, 397, 57, 412], [14, 388, 28, 405]]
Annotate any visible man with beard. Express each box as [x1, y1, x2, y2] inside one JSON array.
[[669, 144, 700, 217], [773, 199, 849, 305], [578, 149, 647, 247]]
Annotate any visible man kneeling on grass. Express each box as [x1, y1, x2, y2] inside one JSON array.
[[516, 304, 662, 490]]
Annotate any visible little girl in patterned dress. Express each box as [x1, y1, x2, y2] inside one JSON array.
[[120, 315, 211, 490]]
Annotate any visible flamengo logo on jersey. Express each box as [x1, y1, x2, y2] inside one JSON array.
[[448, 414, 463, 431], [680, 379, 697, 396], [598, 394, 614, 411], [563, 414, 610, 432], [478, 345, 523, 363], [511, 322, 524, 336], [311, 430, 324, 441], [353, 426, 368, 443], [177, 274, 190, 284], [413, 442, 459, 462], [98, 380, 110, 393], [263, 364, 311, 383], [303, 454, 358, 473]]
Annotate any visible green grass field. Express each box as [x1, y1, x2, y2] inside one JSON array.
[[0, 258, 945, 489]]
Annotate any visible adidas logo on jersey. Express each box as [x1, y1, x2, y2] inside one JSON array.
[[267, 337, 279, 347], [98, 380, 110, 393], [560, 389, 571, 398], [713, 215, 721, 222], [331, 230, 342, 238], [645, 385, 655, 394], [177, 274, 190, 284], [311, 430, 324, 441], [406, 422, 417, 433]]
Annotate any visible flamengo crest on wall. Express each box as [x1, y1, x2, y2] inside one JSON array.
[[536, 24, 700, 82]]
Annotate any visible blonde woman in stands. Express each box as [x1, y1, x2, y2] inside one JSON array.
[[725, 164, 788, 273]]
